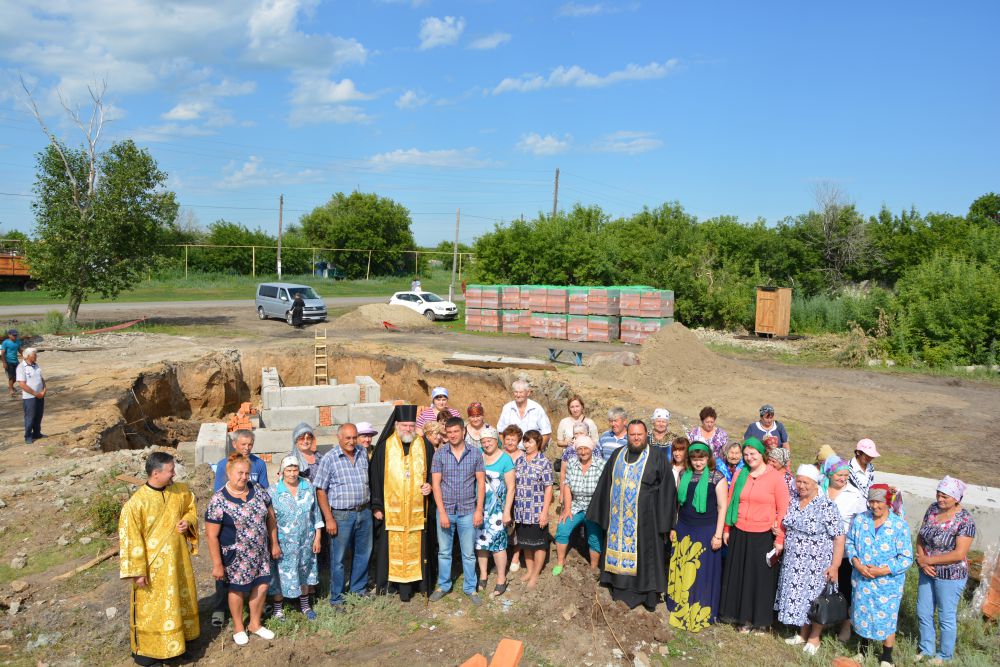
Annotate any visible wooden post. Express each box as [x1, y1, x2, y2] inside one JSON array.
[[414, 251, 419, 277], [252, 246, 256, 277], [366, 250, 372, 280], [449, 209, 459, 302], [184, 245, 188, 279], [312, 248, 316, 277], [458, 253, 463, 285]]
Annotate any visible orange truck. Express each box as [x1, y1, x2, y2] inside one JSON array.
[[0, 252, 37, 290]]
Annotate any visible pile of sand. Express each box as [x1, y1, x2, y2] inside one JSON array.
[[335, 303, 436, 331], [625, 323, 742, 390]]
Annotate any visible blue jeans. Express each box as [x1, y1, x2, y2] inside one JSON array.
[[917, 572, 966, 660], [329, 509, 372, 605], [23, 396, 43, 441], [554, 511, 602, 553], [436, 513, 477, 594]]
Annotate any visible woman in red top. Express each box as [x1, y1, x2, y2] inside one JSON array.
[[718, 437, 790, 632]]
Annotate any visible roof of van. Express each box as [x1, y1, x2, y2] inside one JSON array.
[[257, 282, 313, 289]]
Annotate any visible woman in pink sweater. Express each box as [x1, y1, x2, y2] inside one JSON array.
[[718, 437, 790, 632]]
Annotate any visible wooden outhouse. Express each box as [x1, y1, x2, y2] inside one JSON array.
[[754, 286, 792, 337]]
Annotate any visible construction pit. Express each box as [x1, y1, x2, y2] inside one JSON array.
[[0, 319, 997, 666]]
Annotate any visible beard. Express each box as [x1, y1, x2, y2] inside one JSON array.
[[398, 431, 415, 443], [627, 441, 646, 454]]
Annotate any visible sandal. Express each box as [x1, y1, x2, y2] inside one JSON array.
[[211, 611, 225, 628], [476, 577, 487, 592], [492, 583, 508, 598]]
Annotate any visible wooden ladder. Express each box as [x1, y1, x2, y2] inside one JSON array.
[[314, 329, 328, 385]]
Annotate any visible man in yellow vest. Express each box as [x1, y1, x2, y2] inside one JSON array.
[[118, 451, 199, 666], [370, 405, 436, 601]]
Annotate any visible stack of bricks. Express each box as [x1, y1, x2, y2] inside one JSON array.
[[226, 402, 257, 432], [465, 284, 672, 344]]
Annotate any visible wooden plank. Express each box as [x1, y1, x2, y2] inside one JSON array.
[[53, 545, 119, 581], [443, 358, 557, 371]]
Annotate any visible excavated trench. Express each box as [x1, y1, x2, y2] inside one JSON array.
[[89, 345, 572, 452]]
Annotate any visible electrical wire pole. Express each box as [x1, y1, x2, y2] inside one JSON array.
[[552, 167, 560, 219], [276, 193, 284, 278], [449, 208, 460, 302]]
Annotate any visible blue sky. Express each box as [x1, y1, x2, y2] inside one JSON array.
[[0, 1, 997, 246]]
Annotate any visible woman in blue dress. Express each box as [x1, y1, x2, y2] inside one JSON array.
[[846, 483, 912, 667], [475, 427, 515, 597], [270, 456, 323, 620]]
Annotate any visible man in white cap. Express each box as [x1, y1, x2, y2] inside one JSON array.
[[356, 422, 379, 460], [416, 387, 460, 434], [647, 408, 677, 452], [848, 438, 879, 497]]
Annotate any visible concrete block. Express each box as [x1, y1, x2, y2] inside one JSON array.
[[262, 387, 281, 410], [261, 367, 281, 391], [327, 378, 338, 385], [879, 472, 1000, 550], [279, 384, 361, 408], [355, 375, 381, 403], [195, 422, 228, 466], [252, 428, 339, 455], [261, 407, 319, 430], [348, 402, 394, 431]]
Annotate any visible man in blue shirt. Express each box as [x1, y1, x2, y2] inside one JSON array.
[[2, 329, 22, 397], [314, 423, 372, 608], [596, 407, 629, 460]]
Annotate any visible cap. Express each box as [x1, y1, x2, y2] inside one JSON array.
[[6, 329, 17, 336], [355, 421, 378, 436], [574, 435, 595, 450], [759, 404, 775, 416], [855, 438, 880, 458], [480, 426, 499, 442], [279, 455, 300, 472], [431, 387, 449, 398], [393, 405, 418, 422], [651, 408, 670, 421], [795, 464, 822, 483]]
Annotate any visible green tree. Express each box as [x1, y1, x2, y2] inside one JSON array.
[[29, 140, 178, 323], [969, 192, 1000, 226], [299, 192, 415, 278]]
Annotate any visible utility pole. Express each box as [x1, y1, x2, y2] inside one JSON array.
[[276, 193, 284, 278], [552, 167, 560, 219], [449, 208, 460, 302]]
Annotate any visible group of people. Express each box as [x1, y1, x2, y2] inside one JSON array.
[[118, 382, 978, 667], [3, 329, 46, 444]]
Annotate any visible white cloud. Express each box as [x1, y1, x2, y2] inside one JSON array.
[[592, 130, 663, 154], [516, 132, 572, 156], [419, 16, 466, 50], [288, 104, 371, 127], [286, 75, 373, 126], [367, 147, 493, 170], [396, 89, 430, 109], [492, 59, 678, 95], [162, 101, 212, 121], [247, 0, 366, 71], [469, 32, 511, 50], [557, 2, 638, 17], [216, 155, 324, 189]]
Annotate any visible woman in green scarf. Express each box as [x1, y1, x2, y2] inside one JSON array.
[[718, 437, 791, 633], [666, 441, 730, 631]]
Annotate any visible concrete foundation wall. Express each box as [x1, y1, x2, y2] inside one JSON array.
[[195, 422, 228, 465], [261, 406, 319, 430], [277, 384, 362, 408]]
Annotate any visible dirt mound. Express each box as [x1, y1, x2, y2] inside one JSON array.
[[335, 304, 435, 331], [631, 323, 739, 380]]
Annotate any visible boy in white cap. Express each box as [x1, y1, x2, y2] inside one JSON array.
[[416, 387, 460, 433]]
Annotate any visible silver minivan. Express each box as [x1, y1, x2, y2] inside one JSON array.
[[255, 283, 328, 324]]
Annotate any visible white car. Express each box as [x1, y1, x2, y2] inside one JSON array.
[[388, 291, 459, 321]]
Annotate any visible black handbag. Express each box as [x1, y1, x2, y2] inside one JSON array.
[[808, 582, 849, 625]]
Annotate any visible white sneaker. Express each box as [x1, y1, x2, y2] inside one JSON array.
[[251, 626, 275, 640], [509, 562, 520, 572], [233, 631, 249, 646], [785, 635, 806, 645], [803, 642, 819, 655]]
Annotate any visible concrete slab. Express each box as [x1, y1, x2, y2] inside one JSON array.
[[251, 428, 339, 454], [355, 376, 380, 403], [278, 384, 361, 408], [262, 387, 281, 410], [261, 406, 319, 430], [349, 402, 394, 431], [879, 472, 1000, 549], [261, 367, 280, 391], [195, 422, 228, 466]]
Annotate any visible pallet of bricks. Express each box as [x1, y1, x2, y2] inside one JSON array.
[[464, 284, 500, 332], [620, 286, 675, 344]]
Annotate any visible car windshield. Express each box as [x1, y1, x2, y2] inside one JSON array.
[[294, 287, 320, 299], [419, 292, 443, 302]]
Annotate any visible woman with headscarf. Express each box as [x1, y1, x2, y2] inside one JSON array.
[[777, 465, 845, 655], [716, 441, 745, 483], [464, 401, 491, 448], [719, 437, 790, 633], [767, 447, 796, 499], [915, 476, 976, 664], [821, 454, 867, 642], [269, 456, 322, 620], [847, 484, 913, 667], [666, 441, 728, 632], [288, 422, 323, 481]]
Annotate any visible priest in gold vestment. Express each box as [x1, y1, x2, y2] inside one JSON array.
[[370, 404, 437, 601], [118, 452, 200, 665]]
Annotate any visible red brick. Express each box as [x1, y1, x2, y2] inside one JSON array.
[[460, 654, 488, 667], [489, 638, 524, 667]]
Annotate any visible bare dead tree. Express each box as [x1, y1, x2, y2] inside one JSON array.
[[805, 182, 878, 288]]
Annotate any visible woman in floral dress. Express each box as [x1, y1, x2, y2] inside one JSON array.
[[513, 429, 553, 589], [847, 484, 913, 667], [205, 454, 281, 646], [687, 406, 729, 460], [776, 465, 845, 656], [270, 456, 323, 620], [666, 442, 728, 632], [474, 427, 515, 597]]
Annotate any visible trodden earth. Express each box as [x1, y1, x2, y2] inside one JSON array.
[[0, 303, 997, 666]]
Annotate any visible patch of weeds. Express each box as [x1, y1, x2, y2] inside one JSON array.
[[0, 539, 111, 587], [82, 467, 128, 535], [268, 592, 420, 645]]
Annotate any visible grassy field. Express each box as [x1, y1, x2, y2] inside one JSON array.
[[0, 270, 461, 305]]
